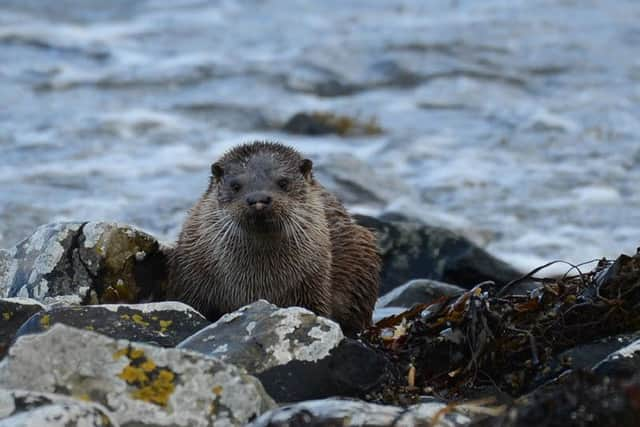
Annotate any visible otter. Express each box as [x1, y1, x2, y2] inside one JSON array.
[[168, 141, 380, 335]]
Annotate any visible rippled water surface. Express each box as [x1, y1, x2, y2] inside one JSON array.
[[1, 0, 639, 272]]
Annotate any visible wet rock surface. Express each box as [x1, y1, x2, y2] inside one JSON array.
[[247, 398, 471, 427], [179, 300, 393, 402], [0, 222, 168, 305], [376, 279, 465, 309], [15, 302, 209, 347], [0, 324, 275, 427], [0, 389, 117, 427], [593, 337, 640, 378], [0, 297, 44, 358], [355, 215, 523, 295], [474, 371, 640, 427]]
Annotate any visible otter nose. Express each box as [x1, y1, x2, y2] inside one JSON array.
[[246, 192, 272, 211]]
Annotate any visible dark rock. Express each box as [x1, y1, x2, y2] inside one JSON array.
[[15, 302, 209, 347], [0, 297, 44, 358], [354, 215, 522, 295], [178, 300, 393, 402], [593, 337, 640, 377], [376, 279, 465, 309], [529, 333, 640, 388], [0, 222, 168, 305], [0, 323, 275, 426], [282, 112, 382, 136], [247, 398, 472, 427], [0, 389, 116, 427], [474, 371, 640, 427]]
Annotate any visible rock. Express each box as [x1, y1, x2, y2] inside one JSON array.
[[529, 332, 640, 388], [0, 222, 168, 305], [0, 389, 117, 427], [475, 371, 640, 427], [0, 324, 275, 427], [15, 302, 209, 348], [593, 337, 640, 377], [282, 112, 382, 136], [178, 300, 393, 402], [247, 398, 472, 427], [0, 297, 44, 358], [376, 279, 465, 309], [354, 215, 522, 295]]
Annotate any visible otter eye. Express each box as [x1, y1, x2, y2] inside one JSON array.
[[229, 181, 242, 193], [277, 178, 290, 191]]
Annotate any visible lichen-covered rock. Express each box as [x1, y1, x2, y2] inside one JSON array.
[[0, 389, 117, 427], [15, 302, 209, 348], [376, 279, 465, 309], [178, 300, 393, 402], [354, 215, 522, 295], [246, 398, 472, 427], [0, 324, 275, 427], [0, 298, 44, 358], [0, 222, 168, 305]]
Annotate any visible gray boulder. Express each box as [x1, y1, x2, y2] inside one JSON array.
[[0, 324, 275, 427], [0, 389, 117, 427], [354, 215, 522, 295], [247, 398, 472, 427], [0, 222, 168, 305], [178, 300, 393, 402], [0, 297, 44, 358], [15, 302, 209, 348]]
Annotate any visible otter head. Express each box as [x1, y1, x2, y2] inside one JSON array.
[[209, 142, 314, 233]]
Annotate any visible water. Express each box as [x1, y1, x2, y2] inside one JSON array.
[[1, 0, 639, 274]]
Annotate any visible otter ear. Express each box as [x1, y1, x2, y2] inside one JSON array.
[[211, 162, 224, 182], [300, 159, 313, 180]]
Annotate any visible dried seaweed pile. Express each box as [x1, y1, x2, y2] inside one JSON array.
[[365, 252, 640, 402]]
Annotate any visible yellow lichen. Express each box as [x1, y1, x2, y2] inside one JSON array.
[[212, 385, 223, 396], [131, 314, 150, 327], [114, 346, 177, 407], [130, 369, 176, 407], [113, 348, 128, 360], [120, 314, 130, 320], [2, 312, 12, 320], [75, 393, 91, 402], [159, 320, 173, 333], [140, 360, 157, 372], [39, 314, 51, 329], [85, 325, 95, 331], [119, 365, 149, 384], [129, 348, 145, 359]]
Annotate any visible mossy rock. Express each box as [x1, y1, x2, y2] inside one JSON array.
[[0, 222, 168, 305]]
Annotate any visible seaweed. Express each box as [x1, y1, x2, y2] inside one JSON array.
[[364, 251, 640, 403]]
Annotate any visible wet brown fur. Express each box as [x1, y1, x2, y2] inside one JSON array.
[[168, 141, 380, 335]]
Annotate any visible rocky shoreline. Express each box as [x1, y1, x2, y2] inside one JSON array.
[[1, 217, 638, 426]]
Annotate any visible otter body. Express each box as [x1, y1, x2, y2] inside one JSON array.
[[168, 141, 380, 335]]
